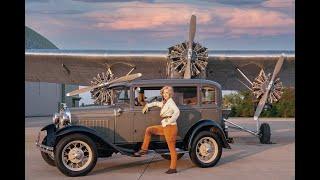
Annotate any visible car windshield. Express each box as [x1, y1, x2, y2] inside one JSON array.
[[112, 86, 130, 105]]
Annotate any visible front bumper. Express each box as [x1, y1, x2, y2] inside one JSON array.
[[35, 127, 55, 156]]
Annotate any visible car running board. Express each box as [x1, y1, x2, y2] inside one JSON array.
[[154, 148, 188, 155]]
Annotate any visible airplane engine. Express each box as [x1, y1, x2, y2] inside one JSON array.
[[252, 69, 284, 104], [167, 41, 208, 78], [90, 71, 115, 105]]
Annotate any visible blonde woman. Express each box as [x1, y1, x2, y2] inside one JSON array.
[[133, 86, 180, 174]]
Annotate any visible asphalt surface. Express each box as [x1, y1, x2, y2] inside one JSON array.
[[25, 117, 295, 180]]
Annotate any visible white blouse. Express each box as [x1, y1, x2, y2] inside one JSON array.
[[147, 98, 180, 127]]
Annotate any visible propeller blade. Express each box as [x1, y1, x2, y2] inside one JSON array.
[[66, 86, 95, 97], [253, 90, 269, 120], [270, 55, 285, 83], [184, 15, 196, 79], [108, 73, 142, 84], [253, 55, 285, 120], [188, 14, 196, 49], [66, 73, 142, 96]]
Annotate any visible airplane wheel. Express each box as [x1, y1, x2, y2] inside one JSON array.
[[259, 123, 271, 144], [161, 153, 184, 160]]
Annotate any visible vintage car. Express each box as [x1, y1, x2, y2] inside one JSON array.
[[36, 79, 231, 176]]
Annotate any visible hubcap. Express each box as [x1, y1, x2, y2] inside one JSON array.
[[62, 140, 92, 171], [196, 137, 218, 163]]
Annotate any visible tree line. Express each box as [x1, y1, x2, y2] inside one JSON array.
[[223, 87, 295, 117]]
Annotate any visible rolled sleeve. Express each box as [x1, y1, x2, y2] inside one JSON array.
[[147, 101, 163, 108]]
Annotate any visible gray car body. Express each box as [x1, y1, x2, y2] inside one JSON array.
[[67, 79, 228, 150]]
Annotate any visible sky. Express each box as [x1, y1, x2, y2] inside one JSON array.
[[25, 0, 295, 50]]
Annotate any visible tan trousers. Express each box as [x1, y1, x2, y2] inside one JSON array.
[[141, 124, 178, 169]]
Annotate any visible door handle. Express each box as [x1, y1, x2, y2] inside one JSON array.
[[116, 108, 123, 115]]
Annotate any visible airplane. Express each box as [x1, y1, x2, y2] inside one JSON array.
[[25, 15, 295, 144]]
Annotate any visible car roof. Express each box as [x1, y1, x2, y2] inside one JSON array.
[[109, 78, 222, 89]]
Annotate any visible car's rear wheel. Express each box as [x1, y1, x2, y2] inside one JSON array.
[[55, 133, 97, 177], [189, 131, 222, 168], [161, 153, 184, 160], [40, 136, 56, 167]]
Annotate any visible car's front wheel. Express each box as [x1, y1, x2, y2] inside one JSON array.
[[189, 131, 222, 168], [55, 133, 98, 177]]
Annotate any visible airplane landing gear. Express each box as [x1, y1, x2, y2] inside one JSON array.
[[258, 123, 271, 144]]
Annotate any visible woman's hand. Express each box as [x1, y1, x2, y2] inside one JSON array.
[[142, 104, 149, 114]]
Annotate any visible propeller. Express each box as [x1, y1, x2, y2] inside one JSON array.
[[184, 15, 196, 79], [66, 73, 142, 97], [253, 55, 285, 120]]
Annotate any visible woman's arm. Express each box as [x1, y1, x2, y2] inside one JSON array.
[[147, 101, 163, 108]]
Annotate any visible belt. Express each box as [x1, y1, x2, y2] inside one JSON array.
[[162, 116, 172, 119]]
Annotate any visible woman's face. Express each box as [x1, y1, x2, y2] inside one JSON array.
[[162, 89, 170, 100]]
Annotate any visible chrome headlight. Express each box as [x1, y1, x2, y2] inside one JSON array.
[[52, 113, 60, 124], [61, 113, 71, 125]]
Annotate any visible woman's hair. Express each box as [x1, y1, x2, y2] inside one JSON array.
[[160, 86, 174, 98]]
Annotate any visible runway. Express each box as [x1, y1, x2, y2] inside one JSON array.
[[25, 117, 294, 180]]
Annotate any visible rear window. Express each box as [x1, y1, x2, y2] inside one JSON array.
[[173, 86, 198, 105], [201, 86, 215, 104]]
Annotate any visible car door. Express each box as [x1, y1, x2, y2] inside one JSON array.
[[133, 86, 162, 142], [113, 86, 134, 143], [172, 85, 201, 139]]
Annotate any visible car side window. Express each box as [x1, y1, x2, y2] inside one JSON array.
[[134, 87, 162, 106], [113, 87, 130, 104], [201, 87, 215, 104], [173, 86, 198, 105]]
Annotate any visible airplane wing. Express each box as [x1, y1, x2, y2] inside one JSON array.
[[25, 49, 168, 86], [207, 51, 295, 90], [25, 49, 295, 90]]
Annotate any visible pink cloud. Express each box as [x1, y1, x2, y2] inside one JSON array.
[[27, 1, 289, 40], [85, 2, 212, 30], [225, 9, 294, 28], [210, 7, 294, 37]]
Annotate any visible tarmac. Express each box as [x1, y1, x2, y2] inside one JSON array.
[[25, 117, 295, 180]]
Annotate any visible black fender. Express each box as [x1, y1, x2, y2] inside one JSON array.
[[185, 120, 231, 150], [40, 124, 56, 146], [54, 125, 134, 156]]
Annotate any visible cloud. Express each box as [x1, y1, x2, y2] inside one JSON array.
[[82, 2, 294, 38], [26, 0, 50, 3], [262, 0, 294, 8], [27, 9, 85, 15], [73, 0, 152, 2], [84, 3, 212, 30], [223, 9, 294, 28], [27, 1, 294, 44], [202, 0, 266, 6]]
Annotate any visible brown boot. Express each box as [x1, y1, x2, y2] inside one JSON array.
[[133, 149, 148, 157], [165, 168, 177, 174]]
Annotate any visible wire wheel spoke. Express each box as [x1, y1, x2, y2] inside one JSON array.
[[62, 140, 93, 171], [196, 137, 218, 163]]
